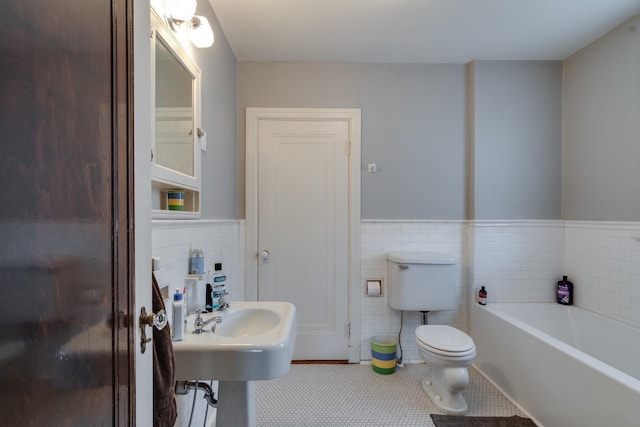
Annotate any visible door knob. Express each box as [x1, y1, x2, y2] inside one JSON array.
[[139, 306, 167, 354], [260, 250, 270, 262]]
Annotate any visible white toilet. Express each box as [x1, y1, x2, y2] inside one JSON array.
[[387, 251, 476, 415]]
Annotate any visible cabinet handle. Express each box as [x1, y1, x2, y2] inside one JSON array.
[[139, 306, 167, 353]]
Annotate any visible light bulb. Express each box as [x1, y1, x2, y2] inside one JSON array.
[[188, 15, 214, 48], [167, 0, 197, 22]]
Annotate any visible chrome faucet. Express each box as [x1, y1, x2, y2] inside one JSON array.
[[216, 296, 230, 312], [193, 309, 222, 334]]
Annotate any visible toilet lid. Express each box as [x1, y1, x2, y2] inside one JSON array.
[[416, 325, 475, 353]]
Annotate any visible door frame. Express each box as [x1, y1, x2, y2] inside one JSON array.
[[245, 108, 361, 363], [133, 1, 153, 425], [114, 0, 136, 422]]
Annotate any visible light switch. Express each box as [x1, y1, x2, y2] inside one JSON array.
[[200, 130, 207, 152]]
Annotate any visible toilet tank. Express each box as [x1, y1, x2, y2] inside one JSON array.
[[386, 251, 457, 311]]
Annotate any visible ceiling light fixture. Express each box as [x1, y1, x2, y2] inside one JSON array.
[[163, 0, 214, 48], [166, 0, 196, 22], [187, 15, 214, 48]]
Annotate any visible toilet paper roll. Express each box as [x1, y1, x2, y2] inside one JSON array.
[[366, 280, 382, 297]]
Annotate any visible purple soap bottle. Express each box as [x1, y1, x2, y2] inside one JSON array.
[[557, 275, 573, 305]]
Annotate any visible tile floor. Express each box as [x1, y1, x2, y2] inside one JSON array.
[[255, 363, 529, 427]]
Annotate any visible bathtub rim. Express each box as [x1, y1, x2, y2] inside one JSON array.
[[473, 302, 640, 393]]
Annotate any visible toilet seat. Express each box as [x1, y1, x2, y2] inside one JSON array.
[[416, 325, 476, 357]]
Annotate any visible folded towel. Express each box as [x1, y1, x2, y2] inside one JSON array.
[[153, 273, 177, 427]]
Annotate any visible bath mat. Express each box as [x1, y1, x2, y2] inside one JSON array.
[[431, 414, 537, 427]]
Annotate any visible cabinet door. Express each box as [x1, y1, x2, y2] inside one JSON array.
[[0, 0, 135, 424]]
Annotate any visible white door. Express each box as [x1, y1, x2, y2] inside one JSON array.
[[258, 119, 350, 360]]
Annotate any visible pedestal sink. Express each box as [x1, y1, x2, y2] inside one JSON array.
[[172, 301, 297, 427]]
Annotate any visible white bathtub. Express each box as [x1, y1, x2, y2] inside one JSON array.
[[470, 302, 640, 427]]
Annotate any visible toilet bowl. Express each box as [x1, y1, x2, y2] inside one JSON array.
[[386, 251, 476, 415], [416, 325, 476, 415]]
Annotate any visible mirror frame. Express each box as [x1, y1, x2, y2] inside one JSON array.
[[151, 8, 202, 193]]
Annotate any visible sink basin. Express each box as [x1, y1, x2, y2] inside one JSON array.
[[172, 301, 297, 381], [215, 308, 280, 338], [173, 301, 297, 426]]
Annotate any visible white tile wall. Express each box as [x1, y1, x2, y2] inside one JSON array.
[[152, 220, 244, 427], [564, 221, 640, 327], [469, 221, 565, 303], [359, 219, 640, 363], [360, 220, 467, 362], [151, 219, 245, 306], [151, 218, 640, 349], [153, 218, 640, 425], [358, 220, 609, 362]]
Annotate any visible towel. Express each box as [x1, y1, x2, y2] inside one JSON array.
[[153, 273, 177, 427]]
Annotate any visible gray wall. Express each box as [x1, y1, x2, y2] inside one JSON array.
[[237, 62, 467, 220], [150, 7, 638, 222], [226, 14, 637, 222], [237, 61, 564, 220], [471, 61, 563, 219], [192, 1, 238, 219], [563, 15, 640, 221]]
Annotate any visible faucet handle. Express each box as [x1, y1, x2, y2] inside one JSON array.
[[193, 308, 207, 332], [217, 297, 230, 311], [193, 314, 205, 333]]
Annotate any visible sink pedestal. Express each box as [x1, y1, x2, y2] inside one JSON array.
[[216, 380, 256, 427], [172, 302, 297, 427]]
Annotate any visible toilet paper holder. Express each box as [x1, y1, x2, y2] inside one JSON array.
[[366, 279, 383, 297]]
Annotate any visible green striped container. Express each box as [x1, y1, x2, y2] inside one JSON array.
[[370, 335, 397, 375], [166, 190, 185, 211]]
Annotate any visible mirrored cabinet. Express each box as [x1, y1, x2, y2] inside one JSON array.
[[151, 8, 202, 218]]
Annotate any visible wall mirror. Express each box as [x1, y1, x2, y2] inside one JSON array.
[[151, 8, 201, 217]]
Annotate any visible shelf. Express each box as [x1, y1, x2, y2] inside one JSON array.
[[152, 209, 201, 220], [152, 180, 200, 219]]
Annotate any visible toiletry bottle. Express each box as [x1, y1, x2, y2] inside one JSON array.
[[172, 288, 184, 341], [214, 262, 223, 277], [182, 284, 187, 315], [478, 286, 487, 305], [205, 284, 213, 312], [211, 263, 226, 310], [557, 275, 573, 305], [190, 248, 204, 275]]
